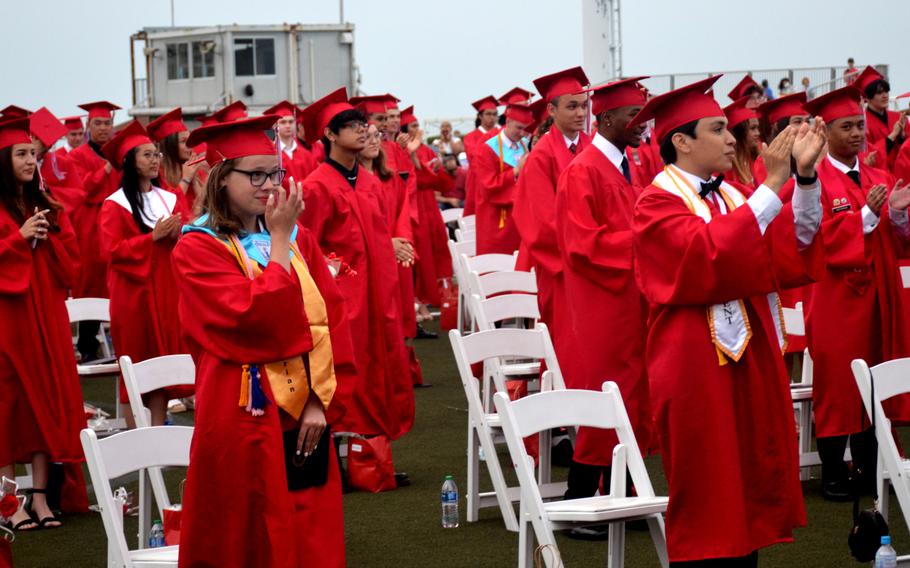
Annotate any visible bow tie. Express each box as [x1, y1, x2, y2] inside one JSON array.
[[699, 175, 724, 199]]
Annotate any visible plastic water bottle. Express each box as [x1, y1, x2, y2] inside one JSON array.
[[876, 535, 897, 568], [148, 519, 165, 548], [441, 475, 459, 528]]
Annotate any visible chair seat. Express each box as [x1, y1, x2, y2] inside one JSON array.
[[791, 386, 812, 401], [130, 544, 179, 565], [544, 495, 668, 523], [78, 362, 120, 376], [501, 362, 540, 377]]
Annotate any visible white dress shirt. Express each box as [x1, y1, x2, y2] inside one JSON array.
[[591, 132, 625, 173]]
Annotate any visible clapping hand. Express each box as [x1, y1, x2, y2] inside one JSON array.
[[760, 125, 797, 193], [792, 118, 827, 181], [867, 184, 888, 216], [888, 179, 910, 212]]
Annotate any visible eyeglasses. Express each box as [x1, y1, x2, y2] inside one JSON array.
[[138, 151, 163, 161], [341, 120, 368, 131], [232, 168, 287, 187]]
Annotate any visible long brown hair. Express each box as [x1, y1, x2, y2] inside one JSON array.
[[0, 146, 62, 230], [731, 120, 759, 186], [159, 132, 183, 187], [199, 159, 248, 236]]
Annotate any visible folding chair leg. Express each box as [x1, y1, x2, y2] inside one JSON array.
[[467, 421, 481, 523], [518, 499, 534, 568], [878, 452, 889, 520], [648, 515, 670, 568], [537, 429, 551, 485], [478, 425, 519, 531], [608, 521, 626, 568]]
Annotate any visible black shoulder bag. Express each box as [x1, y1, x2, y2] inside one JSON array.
[[848, 368, 889, 562]]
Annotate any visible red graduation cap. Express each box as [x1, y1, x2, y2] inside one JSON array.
[[62, 116, 84, 131], [1, 105, 30, 119], [263, 100, 299, 118], [210, 101, 248, 123], [585, 76, 649, 116], [101, 120, 153, 169], [472, 96, 499, 113], [723, 96, 759, 129], [727, 75, 762, 101], [146, 108, 188, 142], [297, 87, 355, 146], [854, 66, 886, 95], [78, 101, 121, 120], [757, 92, 808, 124], [349, 95, 389, 116], [630, 75, 725, 143], [504, 103, 535, 126], [523, 98, 548, 135], [186, 115, 278, 167], [383, 94, 401, 111], [29, 107, 68, 147], [533, 67, 590, 102], [0, 117, 32, 150], [804, 85, 863, 123], [897, 91, 910, 100], [400, 106, 417, 127], [197, 112, 219, 127], [498, 87, 534, 106]]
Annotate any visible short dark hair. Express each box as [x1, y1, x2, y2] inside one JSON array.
[[659, 119, 699, 165], [498, 114, 506, 126], [321, 108, 367, 151], [864, 79, 890, 100]]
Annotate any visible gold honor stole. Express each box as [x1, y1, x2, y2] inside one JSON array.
[[651, 165, 788, 365], [225, 235, 337, 418]]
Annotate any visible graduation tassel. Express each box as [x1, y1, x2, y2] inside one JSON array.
[[248, 364, 267, 416], [239, 365, 251, 408]]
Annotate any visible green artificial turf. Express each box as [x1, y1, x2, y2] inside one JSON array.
[[10, 320, 908, 567]]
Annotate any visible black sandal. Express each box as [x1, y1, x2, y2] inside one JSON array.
[[11, 513, 39, 532], [26, 489, 62, 530]]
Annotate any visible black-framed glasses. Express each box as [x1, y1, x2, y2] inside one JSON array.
[[341, 120, 368, 131], [232, 168, 287, 187]]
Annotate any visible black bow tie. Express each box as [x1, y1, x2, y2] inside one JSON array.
[[699, 175, 724, 199]]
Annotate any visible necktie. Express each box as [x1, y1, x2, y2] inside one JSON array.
[[568, 143, 577, 155], [620, 156, 631, 183], [699, 174, 725, 199], [846, 170, 861, 188]]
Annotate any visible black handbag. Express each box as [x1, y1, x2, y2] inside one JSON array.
[[282, 427, 332, 491], [847, 368, 889, 562]]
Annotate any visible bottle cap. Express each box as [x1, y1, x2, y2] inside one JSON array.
[[445, 475, 453, 480], [882, 535, 892, 545]]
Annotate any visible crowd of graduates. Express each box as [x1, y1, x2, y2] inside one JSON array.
[[2, 60, 910, 566]]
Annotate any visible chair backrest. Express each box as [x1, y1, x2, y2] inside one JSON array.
[[461, 252, 516, 277], [449, 239, 476, 261], [66, 297, 111, 323], [782, 302, 805, 337], [493, 383, 658, 522], [900, 266, 910, 288], [449, 324, 565, 388], [469, 270, 537, 300], [81, 427, 192, 566], [441, 207, 464, 225], [120, 355, 196, 429], [470, 293, 540, 331], [458, 214, 476, 231], [454, 227, 476, 243]]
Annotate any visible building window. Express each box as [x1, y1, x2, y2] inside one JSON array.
[[192, 41, 215, 78], [166, 43, 190, 80], [234, 37, 275, 76]]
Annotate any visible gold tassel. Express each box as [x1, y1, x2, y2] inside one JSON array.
[[239, 364, 250, 407], [498, 208, 507, 229], [715, 346, 728, 366]]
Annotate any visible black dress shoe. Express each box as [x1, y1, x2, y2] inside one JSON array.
[[821, 479, 853, 502], [395, 472, 411, 487], [415, 325, 438, 339]]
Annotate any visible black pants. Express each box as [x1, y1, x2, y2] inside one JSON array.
[[76, 320, 101, 361], [670, 551, 757, 567], [565, 461, 635, 500], [817, 428, 877, 484]]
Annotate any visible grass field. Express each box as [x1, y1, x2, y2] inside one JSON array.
[[10, 319, 907, 567]]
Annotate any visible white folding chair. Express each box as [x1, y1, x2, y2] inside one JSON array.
[[458, 214, 476, 232], [81, 426, 192, 568], [469, 292, 542, 384], [494, 384, 669, 568], [469, 270, 538, 300], [440, 207, 464, 225], [66, 298, 126, 432], [853, 356, 910, 565], [120, 354, 195, 537], [459, 252, 518, 333], [448, 239, 477, 335], [449, 326, 566, 532], [454, 227, 476, 243]]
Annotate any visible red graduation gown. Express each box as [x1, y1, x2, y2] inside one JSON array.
[[368, 168, 417, 339], [300, 163, 414, 439], [281, 143, 319, 188], [473, 135, 522, 255], [463, 127, 499, 216], [173, 227, 355, 568], [40, 152, 85, 217], [412, 144, 452, 305], [865, 108, 902, 172], [632, 181, 818, 561], [555, 144, 652, 466], [513, 128, 589, 386], [0, 207, 84, 466], [99, 188, 193, 400], [67, 143, 121, 298], [803, 159, 910, 436]]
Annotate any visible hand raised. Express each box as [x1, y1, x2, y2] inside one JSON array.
[[867, 183, 888, 216], [19, 208, 50, 242], [792, 118, 827, 178], [888, 179, 910, 212], [760, 125, 796, 192], [266, 177, 305, 236]]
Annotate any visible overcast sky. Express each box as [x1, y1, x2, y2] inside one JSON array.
[[2, 0, 908, 122]]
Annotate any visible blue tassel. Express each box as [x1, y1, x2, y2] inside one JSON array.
[[249, 364, 267, 416]]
